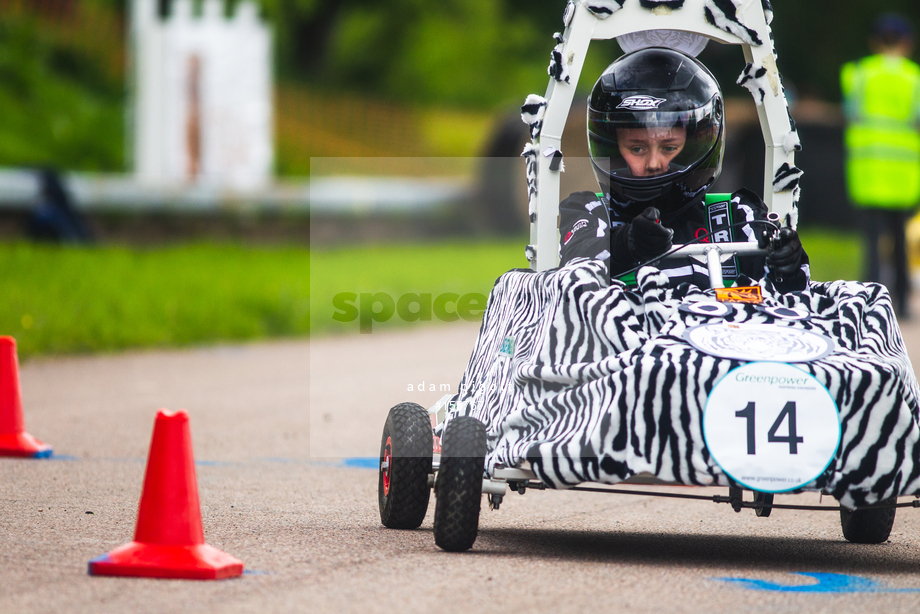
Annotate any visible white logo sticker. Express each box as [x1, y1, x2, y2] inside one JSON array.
[[617, 95, 667, 110], [703, 362, 840, 493], [683, 323, 834, 363]]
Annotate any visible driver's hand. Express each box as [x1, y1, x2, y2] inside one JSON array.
[[766, 227, 804, 277], [628, 207, 674, 262]]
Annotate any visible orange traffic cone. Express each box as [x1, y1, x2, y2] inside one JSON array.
[[0, 336, 51, 458], [88, 409, 243, 579]]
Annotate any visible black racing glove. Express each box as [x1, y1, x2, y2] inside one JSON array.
[[765, 227, 804, 277], [628, 207, 674, 263]]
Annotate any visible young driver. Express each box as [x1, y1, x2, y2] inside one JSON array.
[[559, 47, 808, 292]]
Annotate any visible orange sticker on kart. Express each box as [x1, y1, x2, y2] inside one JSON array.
[[714, 286, 763, 304]]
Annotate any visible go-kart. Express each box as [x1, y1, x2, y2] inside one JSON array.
[[376, 0, 920, 552]]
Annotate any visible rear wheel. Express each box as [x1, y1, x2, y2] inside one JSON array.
[[433, 416, 487, 552], [378, 403, 433, 529], [840, 498, 897, 544]]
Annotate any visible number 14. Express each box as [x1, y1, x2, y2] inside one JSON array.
[[735, 401, 804, 455]]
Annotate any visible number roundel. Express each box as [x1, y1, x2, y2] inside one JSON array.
[[703, 362, 841, 493]]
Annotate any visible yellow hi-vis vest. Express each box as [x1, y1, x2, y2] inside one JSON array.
[[841, 54, 920, 208]]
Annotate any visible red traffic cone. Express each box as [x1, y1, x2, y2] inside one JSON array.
[[88, 409, 243, 580], [0, 336, 51, 458]]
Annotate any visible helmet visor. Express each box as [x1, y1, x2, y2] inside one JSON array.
[[588, 102, 720, 182]]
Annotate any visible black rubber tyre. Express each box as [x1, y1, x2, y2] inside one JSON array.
[[433, 416, 487, 552], [378, 402, 433, 529], [840, 498, 897, 544], [754, 491, 774, 518]]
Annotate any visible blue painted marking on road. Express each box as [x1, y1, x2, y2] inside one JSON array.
[[715, 572, 920, 593], [342, 457, 378, 470], [259, 457, 379, 470], [23, 454, 381, 470]]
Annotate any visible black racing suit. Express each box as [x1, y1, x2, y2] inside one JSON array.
[[558, 189, 810, 293]]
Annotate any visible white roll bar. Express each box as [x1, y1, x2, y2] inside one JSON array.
[[530, 0, 797, 272]]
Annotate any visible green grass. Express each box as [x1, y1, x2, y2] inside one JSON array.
[[310, 240, 529, 336], [0, 10, 126, 171], [0, 231, 861, 358], [0, 243, 309, 358], [798, 227, 862, 282]]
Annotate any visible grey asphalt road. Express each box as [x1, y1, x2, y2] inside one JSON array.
[[3, 314, 920, 613]]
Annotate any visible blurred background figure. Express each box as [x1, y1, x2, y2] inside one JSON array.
[[841, 13, 920, 318], [27, 168, 94, 244]]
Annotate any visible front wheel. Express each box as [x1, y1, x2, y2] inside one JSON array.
[[840, 498, 897, 544], [433, 416, 487, 552], [378, 403, 433, 529]]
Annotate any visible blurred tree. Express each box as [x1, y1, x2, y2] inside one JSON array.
[[772, 0, 919, 100], [263, 0, 919, 108], [330, 0, 540, 107], [0, 2, 125, 170], [2, 0, 918, 171], [251, 0, 333, 80]]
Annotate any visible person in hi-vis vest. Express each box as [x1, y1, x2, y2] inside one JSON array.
[[841, 13, 920, 318]]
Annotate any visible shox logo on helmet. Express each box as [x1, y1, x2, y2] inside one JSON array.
[[617, 95, 667, 110]]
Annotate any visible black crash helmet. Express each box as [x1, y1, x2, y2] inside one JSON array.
[[587, 47, 724, 219]]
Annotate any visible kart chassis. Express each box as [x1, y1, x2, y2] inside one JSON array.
[[377, 0, 914, 552]]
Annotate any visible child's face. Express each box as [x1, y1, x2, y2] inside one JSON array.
[[616, 126, 687, 177]]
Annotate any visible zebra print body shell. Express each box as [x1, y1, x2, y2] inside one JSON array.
[[448, 259, 920, 509]]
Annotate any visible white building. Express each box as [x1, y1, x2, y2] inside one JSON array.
[[129, 0, 273, 191]]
